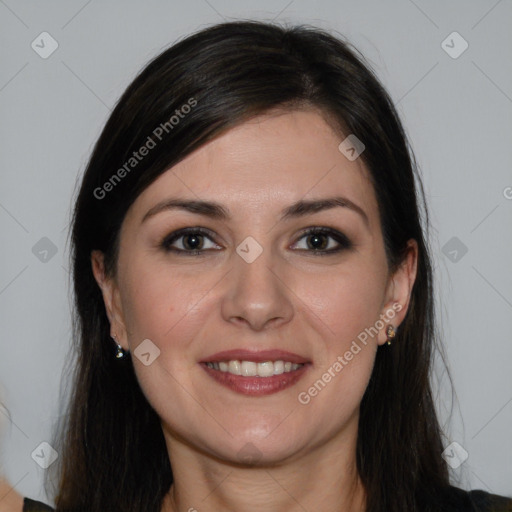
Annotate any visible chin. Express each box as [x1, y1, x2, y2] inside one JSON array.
[[201, 427, 307, 467]]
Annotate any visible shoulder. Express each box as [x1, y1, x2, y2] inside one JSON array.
[[0, 478, 23, 512], [22, 498, 54, 512], [467, 489, 512, 511], [445, 485, 512, 511]]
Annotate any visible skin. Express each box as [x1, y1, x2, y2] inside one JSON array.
[[0, 477, 23, 512], [92, 109, 418, 512]]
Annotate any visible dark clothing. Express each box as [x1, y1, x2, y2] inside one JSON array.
[[23, 487, 512, 511], [23, 497, 54, 511], [467, 489, 512, 511]]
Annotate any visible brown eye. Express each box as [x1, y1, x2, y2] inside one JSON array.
[[292, 228, 352, 255], [306, 232, 329, 250], [161, 227, 220, 255], [181, 233, 204, 250]]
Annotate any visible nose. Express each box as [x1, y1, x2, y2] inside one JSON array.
[[220, 247, 294, 332]]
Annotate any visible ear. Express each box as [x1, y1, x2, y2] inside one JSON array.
[[91, 250, 129, 351], [377, 239, 418, 345]]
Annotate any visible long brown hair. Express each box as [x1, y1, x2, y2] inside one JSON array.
[[47, 20, 454, 511]]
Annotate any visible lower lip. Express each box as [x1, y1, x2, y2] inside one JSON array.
[[200, 363, 311, 396]]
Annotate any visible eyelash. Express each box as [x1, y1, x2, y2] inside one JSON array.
[[159, 226, 353, 256]]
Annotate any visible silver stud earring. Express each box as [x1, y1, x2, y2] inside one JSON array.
[[112, 334, 125, 359]]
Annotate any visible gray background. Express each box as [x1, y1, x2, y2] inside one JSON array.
[[0, 0, 511, 506]]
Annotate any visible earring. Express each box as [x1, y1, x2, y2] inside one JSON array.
[[386, 325, 396, 345], [112, 334, 125, 359]]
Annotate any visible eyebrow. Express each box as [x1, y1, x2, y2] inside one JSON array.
[[141, 196, 369, 227]]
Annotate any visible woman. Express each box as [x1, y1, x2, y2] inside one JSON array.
[[22, 20, 511, 512]]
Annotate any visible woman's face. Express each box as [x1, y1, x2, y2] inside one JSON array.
[[93, 109, 417, 465]]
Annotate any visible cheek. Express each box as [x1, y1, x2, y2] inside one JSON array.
[[117, 260, 212, 418], [119, 257, 215, 353], [292, 261, 385, 409], [298, 261, 386, 348]]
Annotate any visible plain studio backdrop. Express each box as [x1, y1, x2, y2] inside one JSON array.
[[0, 0, 511, 505]]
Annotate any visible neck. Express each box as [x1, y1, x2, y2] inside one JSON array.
[[161, 428, 366, 512]]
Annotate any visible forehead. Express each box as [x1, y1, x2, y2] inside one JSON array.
[[127, 109, 379, 229]]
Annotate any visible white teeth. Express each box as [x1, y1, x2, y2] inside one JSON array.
[[273, 360, 284, 374], [241, 361, 257, 376], [206, 360, 305, 377], [228, 360, 241, 375], [257, 361, 274, 377]]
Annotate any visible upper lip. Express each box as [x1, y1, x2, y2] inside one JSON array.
[[200, 349, 310, 364]]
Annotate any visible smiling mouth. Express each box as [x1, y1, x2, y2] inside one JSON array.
[[200, 359, 311, 396], [204, 360, 305, 377]]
